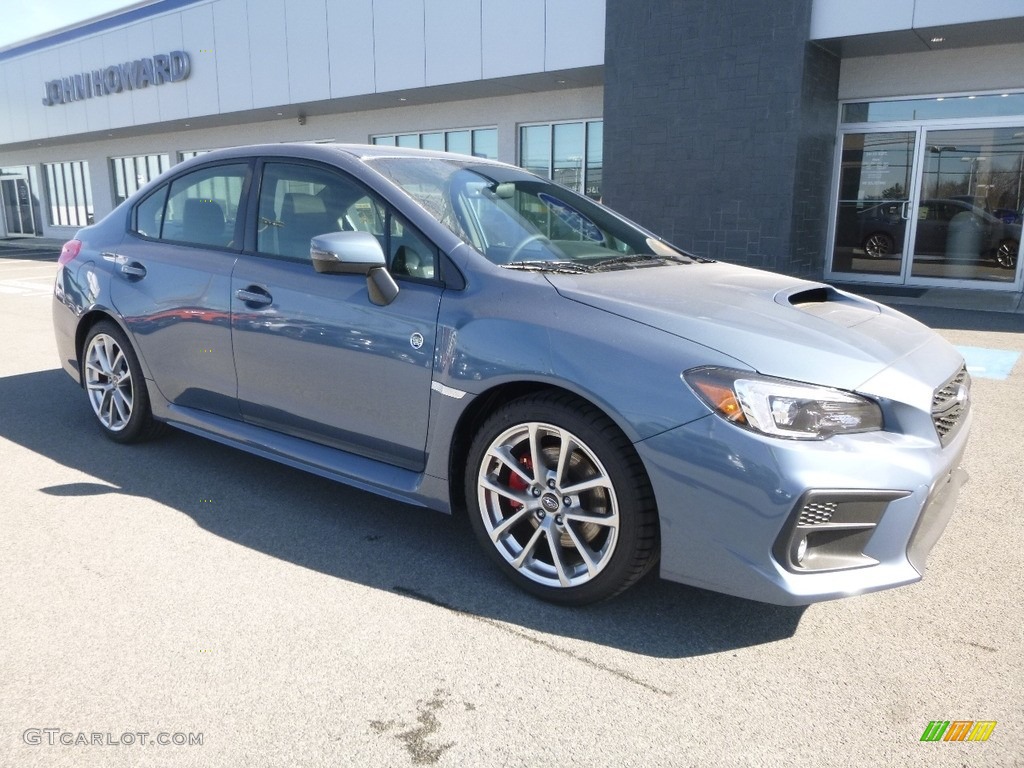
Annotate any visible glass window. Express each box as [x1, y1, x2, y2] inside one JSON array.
[[111, 153, 171, 206], [161, 163, 248, 248], [519, 125, 550, 178], [471, 128, 497, 160], [843, 93, 1024, 124], [445, 131, 471, 156], [133, 185, 169, 239], [369, 156, 686, 268], [553, 122, 585, 192], [586, 121, 603, 200], [420, 132, 444, 151], [43, 160, 93, 227], [370, 128, 498, 159], [256, 162, 372, 261], [519, 120, 603, 199]]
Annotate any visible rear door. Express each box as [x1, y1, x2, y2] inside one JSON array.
[[110, 161, 251, 416]]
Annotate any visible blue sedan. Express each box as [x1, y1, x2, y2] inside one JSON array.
[[53, 143, 971, 605]]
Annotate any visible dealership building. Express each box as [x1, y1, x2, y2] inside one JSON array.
[[2, 0, 1023, 295]]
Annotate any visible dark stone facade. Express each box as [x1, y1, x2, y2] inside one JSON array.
[[603, 0, 840, 278]]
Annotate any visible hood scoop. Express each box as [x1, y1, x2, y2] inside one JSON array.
[[780, 285, 881, 329]]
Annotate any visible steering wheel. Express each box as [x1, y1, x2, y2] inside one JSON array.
[[507, 233, 552, 262]]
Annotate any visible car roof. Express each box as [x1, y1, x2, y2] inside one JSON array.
[[184, 141, 509, 167]]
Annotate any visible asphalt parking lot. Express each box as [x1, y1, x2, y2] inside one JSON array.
[[1, 242, 1022, 767]]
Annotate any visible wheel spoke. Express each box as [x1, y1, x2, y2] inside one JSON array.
[[480, 476, 532, 508], [547, 530, 572, 587], [562, 522, 600, 577], [554, 429, 578, 488], [488, 505, 535, 543], [512, 525, 545, 569], [112, 388, 131, 423], [564, 510, 619, 530], [528, 423, 546, 483], [560, 474, 610, 496], [488, 445, 535, 486]]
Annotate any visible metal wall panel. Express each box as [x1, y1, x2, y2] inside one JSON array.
[[425, 0, 481, 86], [286, 0, 330, 104], [373, 0, 426, 93], [481, 0, 545, 78], [327, 0, 376, 98]]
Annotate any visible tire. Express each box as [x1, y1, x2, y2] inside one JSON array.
[[996, 239, 1018, 269], [862, 232, 895, 259], [465, 391, 659, 605], [81, 320, 166, 443]]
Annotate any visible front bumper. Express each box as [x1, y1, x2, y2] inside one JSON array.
[[637, 408, 971, 606]]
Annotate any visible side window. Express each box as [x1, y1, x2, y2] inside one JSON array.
[[162, 163, 248, 248], [255, 161, 439, 280], [388, 213, 438, 281], [257, 162, 371, 262], [133, 184, 168, 238]]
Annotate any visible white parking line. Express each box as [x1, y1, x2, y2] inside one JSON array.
[[0, 277, 54, 296]]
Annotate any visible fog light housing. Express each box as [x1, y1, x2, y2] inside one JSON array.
[[774, 490, 910, 573]]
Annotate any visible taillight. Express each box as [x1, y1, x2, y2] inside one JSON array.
[[58, 239, 82, 266]]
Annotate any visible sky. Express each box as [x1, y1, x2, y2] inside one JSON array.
[[0, 0, 141, 50]]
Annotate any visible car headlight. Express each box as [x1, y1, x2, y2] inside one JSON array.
[[682, 367, 883, 440]]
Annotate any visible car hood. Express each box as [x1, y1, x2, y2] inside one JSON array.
[[546, 261, 952, 393]]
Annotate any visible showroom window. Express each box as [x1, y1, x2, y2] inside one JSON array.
[[519, 120, 603, 199], [372, 128, 498, 159], [111, 153, 171, 206], [178, 149, 211, 162], [43, 160, 93, 227], [1, 165, 42, 236]]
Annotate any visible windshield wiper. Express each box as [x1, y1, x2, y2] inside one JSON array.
[[502, 260, 595, 274], [593, 252, 699, 271]]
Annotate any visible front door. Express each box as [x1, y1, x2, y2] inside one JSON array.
[[230, 160, 442, 472]]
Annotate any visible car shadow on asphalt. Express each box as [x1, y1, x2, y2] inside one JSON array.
[[3, 368, 806, 659]]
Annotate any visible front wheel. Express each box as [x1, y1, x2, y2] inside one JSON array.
[[82, 321, 165, 443], [465, 392, 659, 605]]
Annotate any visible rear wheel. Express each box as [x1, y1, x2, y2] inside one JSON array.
[[465, 392, 658, 605], [862, 232, 895, 259], [996, 239, 1018, 269], [82, 321, 165, 443]]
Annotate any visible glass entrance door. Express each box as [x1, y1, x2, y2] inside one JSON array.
[[829, 132, 916, 278], [910, 127, 1022, 282], [828, 126, 1024, 287], [1, 167, 42, 236]]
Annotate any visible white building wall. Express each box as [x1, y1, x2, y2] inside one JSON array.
[[811, 0, 1024, 39], [0, 0, 605, 146], [838, 42, 1024, 100], [1, 85, 603, 239]]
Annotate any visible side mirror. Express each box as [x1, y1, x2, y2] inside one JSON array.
[[310, 231, 399, 306]]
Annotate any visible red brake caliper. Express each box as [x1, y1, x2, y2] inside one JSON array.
[[507, 456, 533, 510]]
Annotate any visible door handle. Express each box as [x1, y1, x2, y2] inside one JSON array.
[[119, 261, 147, 279], [235, 286, 273, 307]]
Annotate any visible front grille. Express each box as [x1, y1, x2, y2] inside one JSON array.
[[798, 501, 837, 526], [931, 366, 971, 446]]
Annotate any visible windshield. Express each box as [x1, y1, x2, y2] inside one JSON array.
[[366, 156, 698, 270]]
